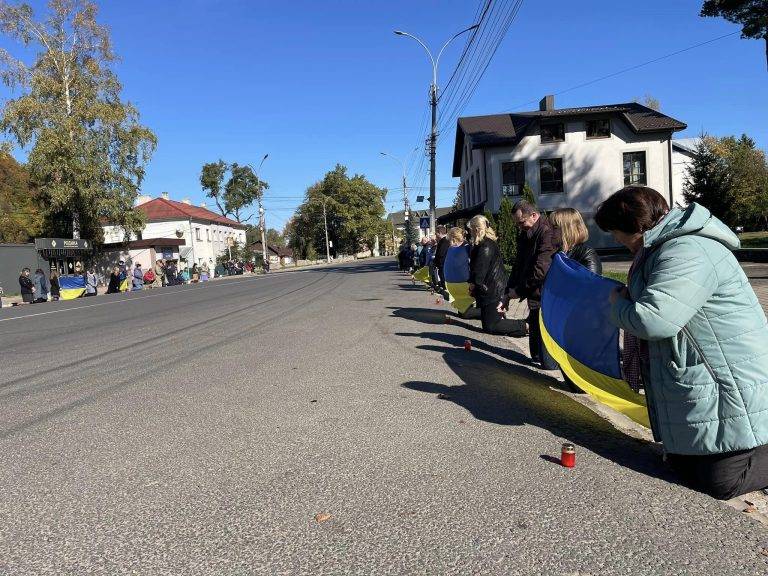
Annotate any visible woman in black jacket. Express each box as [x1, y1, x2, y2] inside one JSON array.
[[468, 215, 525, 336], [549, 208, 602, 274], [106, 266, 122, 294]]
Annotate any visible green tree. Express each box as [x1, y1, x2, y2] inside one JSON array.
[[683, 135, 735, 225], [0, 151, 41, 241], [200, 160, 229, 216], [403, 214, 418, 246], [266, 227, 285, 247], [701, 0, 768, 71], [521, 183, 536, 205], [200, 161, 268, 223], [290, 165, 386, 258], [483, 210, 497, 231], [0, 0, 157, 241], [712, 134, 768, 230], [496, 197, 518, 264]]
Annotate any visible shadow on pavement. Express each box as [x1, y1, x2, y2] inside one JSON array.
[[399, 336, 676, 485]]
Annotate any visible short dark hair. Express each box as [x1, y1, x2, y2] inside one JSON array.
[[512, 200, 538, 216], [594, 186, 669, 234]]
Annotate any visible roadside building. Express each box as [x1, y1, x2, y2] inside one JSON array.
[[102, 193, 247, 269], [450, 95, 687, 246]]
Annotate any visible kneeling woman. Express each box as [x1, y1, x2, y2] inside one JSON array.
[[596, 185, 768, 500], [467, 215, 524, 336]]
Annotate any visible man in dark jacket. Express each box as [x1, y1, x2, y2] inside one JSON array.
[[432, 225, 450, 291], [501, 200, 560, 368]]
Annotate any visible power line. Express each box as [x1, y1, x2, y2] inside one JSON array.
[[509, 30, 740, 111]]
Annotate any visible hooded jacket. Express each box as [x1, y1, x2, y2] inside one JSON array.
[[610, 203, 768, 455]]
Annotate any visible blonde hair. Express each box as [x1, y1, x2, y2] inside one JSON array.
[[549, 208, 588, 252], [447, 227, 465, 245], [467, 214, 498, 245]]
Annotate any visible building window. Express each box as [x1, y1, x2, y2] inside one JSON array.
[[540, 123, 565, 143], [206, 229, 210, 242], [623, 151, 647, 185], [539, 158, 564, 194], [501, 161, 525, 196], [586, 119, 611, 139], [195, 227, 201, 241]]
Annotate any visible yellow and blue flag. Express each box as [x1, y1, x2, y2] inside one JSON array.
[[540, 253, 649, 427], [58, 276, 86, 300], [443, 245, 475, 314], [412, 266, 431, 284]]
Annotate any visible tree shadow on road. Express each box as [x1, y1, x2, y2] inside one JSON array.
[[400, 335, 676, 485]]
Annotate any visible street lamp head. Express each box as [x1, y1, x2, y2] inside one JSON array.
[[394, 30, 405, 35], [262, 153, 269, 160]]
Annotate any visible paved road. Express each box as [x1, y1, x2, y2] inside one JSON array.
[[1, 259, 767, 575]]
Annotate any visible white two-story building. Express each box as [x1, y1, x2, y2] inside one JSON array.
[[452, 95, 688, 246], [102, 193, 247, 267]]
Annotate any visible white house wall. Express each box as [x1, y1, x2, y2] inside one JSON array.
[[102, 219, 247, 265], [461, 118, 674, 247], [672, 148, 694, 209]]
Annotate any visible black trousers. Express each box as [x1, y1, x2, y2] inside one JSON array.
[[527, 307, 558, 370], [667, 444, 768, 500], [480, 302, 526, 336]]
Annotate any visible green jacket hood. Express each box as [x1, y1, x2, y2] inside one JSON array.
[[643, 203, 740, 251]]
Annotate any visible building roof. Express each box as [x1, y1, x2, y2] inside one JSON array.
[[672, 137, 702, 155], [138, 198, 247, 229], [387, 207, 453, 227], [251, 241, 292, 258], [452, 102, 687, 176]]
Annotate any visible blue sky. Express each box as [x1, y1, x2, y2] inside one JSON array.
[[2, 0, 766, 230]]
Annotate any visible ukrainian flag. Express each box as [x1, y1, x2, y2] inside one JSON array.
[[443, 245, 474, 314], [58, 276, 86, 300], [540, 253, 649, 427], [412, 266, 431, 284]]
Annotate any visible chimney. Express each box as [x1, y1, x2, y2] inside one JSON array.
[[182, 198, 191, 205], [539, 95, 555, 112], [135, 194, 152, 206], [200, 201, 207, 209], [161, 191, 169, 200]]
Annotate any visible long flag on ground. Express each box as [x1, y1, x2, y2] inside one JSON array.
[[443, 245, 474, 314], [540, 253, 649, 427], [58, 275, 86, 300], [412, 266, 430, 284]]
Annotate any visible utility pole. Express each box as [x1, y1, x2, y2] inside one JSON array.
[[322, 197, 331, 264], [259, 204, 267, 269], [247, 153, 269, 271], [380, 149, 417, 247], [394, 24, 479, 235], [428, 84, 437, 235]]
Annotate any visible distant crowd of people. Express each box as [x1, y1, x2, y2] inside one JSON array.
[[13, 257, 259, 304], [399, 185, 768, 502]]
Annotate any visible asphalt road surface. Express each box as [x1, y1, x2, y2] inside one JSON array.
[[2, 258, 767, 575]]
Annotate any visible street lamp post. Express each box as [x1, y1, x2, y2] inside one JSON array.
[[394, 24, 479, 235]]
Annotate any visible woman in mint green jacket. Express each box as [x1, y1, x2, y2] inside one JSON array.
[[595, 186, 768, 500]]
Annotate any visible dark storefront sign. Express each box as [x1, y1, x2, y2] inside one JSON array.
[[34, 238, 92, 257]]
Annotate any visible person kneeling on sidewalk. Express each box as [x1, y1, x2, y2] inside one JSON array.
[[596, 185, 768, 500], [467, 215, 526, 336]]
